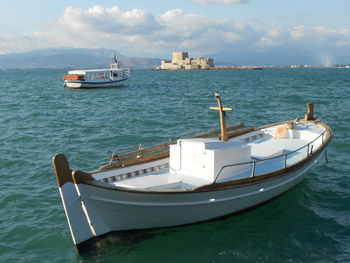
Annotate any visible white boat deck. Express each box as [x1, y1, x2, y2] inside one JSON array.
[[116, 171, 210, 190], [91, 122, 326, 191]]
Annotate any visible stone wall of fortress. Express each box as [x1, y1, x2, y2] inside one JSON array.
[[159, 51, 214, 70]]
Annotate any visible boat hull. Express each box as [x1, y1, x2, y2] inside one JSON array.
[[64, 78, 128, 89], [66, 150, 324, 245]]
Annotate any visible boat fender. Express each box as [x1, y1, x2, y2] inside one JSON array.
[[274, 121, 295, 139], [274, 125, 288, 139]]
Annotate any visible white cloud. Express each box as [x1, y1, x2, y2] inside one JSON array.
[[1, 5, 350, 62], [156, 9, 230, 39], [257, 28, 285, 47], [59, 6, 162, 35], [289, 25, 307, 39], [256, 24, 350, 52]]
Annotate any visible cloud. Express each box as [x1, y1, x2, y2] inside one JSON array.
[[289, 25, 306, 39], [54, 6, 260, 56], [257, 25, 350, 51], [156, 9, 232, 39], [257, 28, 285, 47], [59, 6, 162, 35], [193, 0, 248, 4], [148, 9, 261, 55], [1, 5, 350, 64]]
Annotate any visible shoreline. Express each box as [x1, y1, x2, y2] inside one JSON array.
[[1, 65, 350, 71]]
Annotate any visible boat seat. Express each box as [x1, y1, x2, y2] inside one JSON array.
[[251, 142, 284, 160], [116, 173, 182, 190]]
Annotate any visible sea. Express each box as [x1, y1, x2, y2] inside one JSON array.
[[0, 68, 349, 263]]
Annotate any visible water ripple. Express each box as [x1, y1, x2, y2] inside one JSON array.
[[0, 68, 349, 262]]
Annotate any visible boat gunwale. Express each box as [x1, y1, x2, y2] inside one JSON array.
[[82, 134, 330, 194], [70, 119, 332, 194]]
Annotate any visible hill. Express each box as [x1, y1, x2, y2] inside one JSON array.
[[0, 48, 161, 69]]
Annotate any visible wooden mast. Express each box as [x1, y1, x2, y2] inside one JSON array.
[[209, 92, 233, 141]]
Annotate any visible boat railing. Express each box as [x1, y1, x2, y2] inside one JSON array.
[[100, 123, 248, 171], [213, 128, 332, 183], [108, 123, 246, 162], [108, 140, 175, 165]]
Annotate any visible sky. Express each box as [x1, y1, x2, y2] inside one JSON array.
[[0, 0, 350, 64]]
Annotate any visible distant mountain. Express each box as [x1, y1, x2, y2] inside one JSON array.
[[0, 48, 161, 69], [3, 47, 347, 69], [121, 57, 162, 69]]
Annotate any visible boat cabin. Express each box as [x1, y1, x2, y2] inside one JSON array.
[[66, 68, 127, 81]]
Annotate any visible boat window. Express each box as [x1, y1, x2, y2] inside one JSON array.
[[86, 72, 109, 79]]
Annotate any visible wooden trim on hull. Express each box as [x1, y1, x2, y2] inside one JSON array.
[[53, 154, 73, 187], [53, 155, 94, 187]]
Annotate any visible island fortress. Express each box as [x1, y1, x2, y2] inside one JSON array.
[[158, 51, 214, 70]]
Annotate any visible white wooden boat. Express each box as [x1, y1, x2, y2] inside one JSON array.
[[63, 56, 130, 89], [53, 93, 332, 251]]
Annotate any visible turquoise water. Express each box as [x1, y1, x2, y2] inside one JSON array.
[[0, 68, 349, 262]]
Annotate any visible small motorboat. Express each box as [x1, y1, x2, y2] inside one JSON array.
[[53, 93, 332, 251], [63, 56, 130, 89]]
